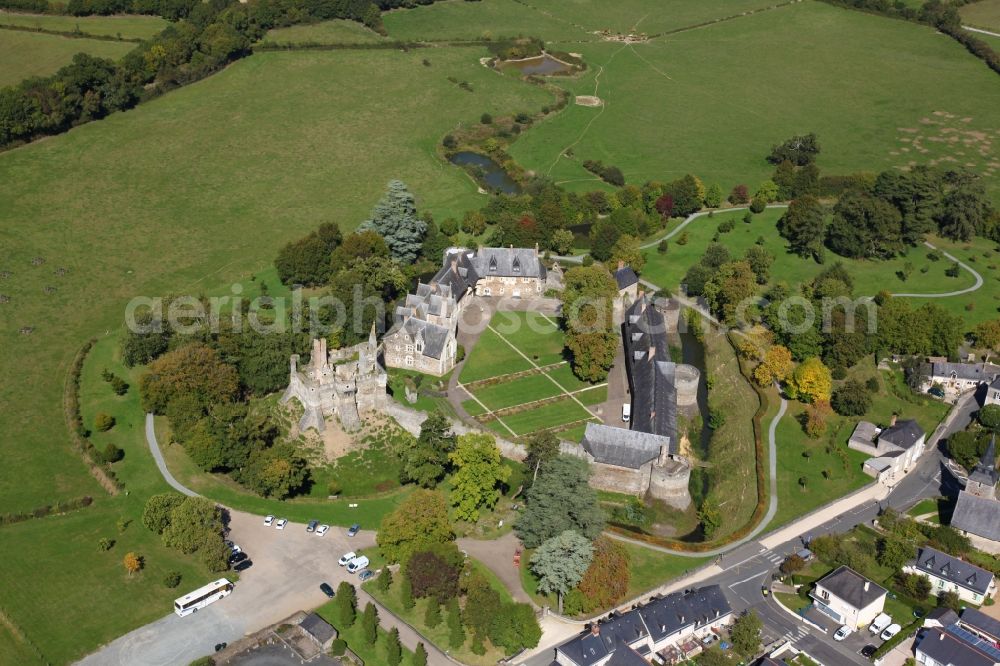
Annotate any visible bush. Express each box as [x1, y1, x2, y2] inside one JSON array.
[[94, 413, 116, 432], [749, 197, 766, 214], [330, 638, 347, 656], [657, 239, 668, 254], [163, 571, 182, 588], [102, 443, 124, 463], [110, 376, 129, 395], [98, 537, 115, 551], [480, 113, 492, 124]]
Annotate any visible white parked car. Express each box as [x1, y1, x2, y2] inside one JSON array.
[[339, 551, 357, 566], [316, 524, 330, 537], [226, 540, 242, 555], [880, 624, 901, 641], [833, 625, 852, 641], [622, 403, 631, 423], [263, 515, 274, 526], [347, 556, 370, 574], [275, 518, 287, 530]]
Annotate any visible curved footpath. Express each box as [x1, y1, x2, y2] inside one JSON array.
[[145, 413, 199, 497]]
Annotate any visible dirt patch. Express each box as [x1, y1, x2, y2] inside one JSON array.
[[575, 95, 604, 107]]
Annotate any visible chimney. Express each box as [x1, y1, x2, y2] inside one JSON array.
[[648, 344, 655, 361], [890, 414, 897, 427], [590, 624, 600, 637], [863, 581, 870, 592], [618, 260, 625, 271], [534, 242, 539, 257], [451, 257, 458, 273], [657, 444, 669, 467]]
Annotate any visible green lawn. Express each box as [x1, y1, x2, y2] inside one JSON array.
[[383, 0, 591, 42], [364, 560, 512, 666], [0, 10, 168, 38], [499, 397, 593, 435], [509, 1, 1000, 203], [262, 18, 388, 45], [471, 372, 562, 410], [544, 362, 598, 392], [314, 597, 419, 666], [459, 327, 534, 382], [0, 28, 135, 87], [961, 0, 1000, 32], [575, 384, 607, 405], [488, 310, 565, 365]]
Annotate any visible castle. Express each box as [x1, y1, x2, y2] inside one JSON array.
[[580, 294, 698, 509], [382, 246, 549, 376], [281, 327, 388, 433]]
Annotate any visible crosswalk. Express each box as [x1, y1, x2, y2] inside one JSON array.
[[762, 550, 785, 566], [779, 625, 811, 643]]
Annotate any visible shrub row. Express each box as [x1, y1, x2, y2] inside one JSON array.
[[0, 22, 144, 42], [0, 495, 93, 526], [63, 338, 123, 494]]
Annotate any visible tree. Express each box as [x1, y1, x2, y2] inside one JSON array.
[[335, 581, 357, 628], [238, 442, 309, 499], [743, 245, 773, 284], [665, 174, 702, 217], [703, 260, 757, 325], [768, 132, 820, 166], [139, 344, 239, 415], [610, 234, 645, 273], [424, 596, 442, 628], [358, 180, 427, 263], [530, 530, 594, 614], [576, 536, 630, 612], [939, 590, 962, 612], [948, 431, 983, 470], [552, 228, 575, 254], [142, 493, 185, 534], [525, 430, 560, 482], [446, 598, 465, 648], [378, 489, 454, 563], [160, 497, 229, 571], [827, 190, 905, 259], [655, 193, 674, 219], [980, 404, 1000, 432], [489, 602, 541, 653], [123, 552, 143, 576], [831, 380, 872, 416], [385, 627, 402, 666], [780, 554, 806, 575], [973, 319, 1000, 351], [877, 537, 913, 570], [730, 611, 763, 656], [377, 566, 393, 592], [561, 265, 618, 381], [729, 184, 750, 204], [788, 357, 833, 403], [448, 433, 510, 522], [754, 179, 779, 203], [94, 412, 115, 432], [401, 411, 455, 488], [361, 602, 378, 645], [121, 311, 171, 368], [777, 195, 826, 260], [516, 456, 604, 548], [414, 643, 428, 666], [406, 544, 462, 601], [698, 499, 723, 538], [274, 222, 342, 286], [464, 573, 502, 638], [938, 174, 992, 241], [401, 574, 415, 610], [753, 345, 793, 387], [704, 183, 723, 208]]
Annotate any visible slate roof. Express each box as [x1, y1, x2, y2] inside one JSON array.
[[961, 608, 1000, 643], [606, 639, 649, 666], [931, 362, 1000, 382], [581, 422, 665, 469], [815, 566, 886, 610], [614, 265, 639, 291], [385, 316, 451, 360], [878, 419, 924, 450], [917, 627, 998, 666], [924, 607, 960, 627], [622, 295, 679, 446], [468, 247, 546, 279], [556, 586, 732, 666], [849, 421, 878, 447], [914, 546, 994, 595], [969, 435, 999, 488], [300, 612, 337, 644], [952, 490, 1000, 542]]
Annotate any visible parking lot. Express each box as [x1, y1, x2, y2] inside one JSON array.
[[79, 512, 377, 666]]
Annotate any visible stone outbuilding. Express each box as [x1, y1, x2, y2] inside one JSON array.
[[299, 612, 337, 651]]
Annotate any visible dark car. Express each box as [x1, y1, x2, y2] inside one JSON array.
[[320, 582, 335, 598], [229, 551, 248, 565], [233, 559, 253, 572], [929, 386, 946, 398], [347, 523, 360, 537], [306, 519, 319, 533], [214, 643, 227, 653], [860, 645, 877, 658]]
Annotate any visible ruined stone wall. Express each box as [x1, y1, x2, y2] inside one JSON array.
[[588, 461, 651, 496], [648, 459, 692, 510]]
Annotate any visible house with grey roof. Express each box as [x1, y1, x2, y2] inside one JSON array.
[[576, 294, 696, 509], [383, 246, 546, 376], [923, 606, 960, 630], [967, 436, 998, 500], [986, 377, 1000, 408], [553, 585, 732, 666], [961, 608, 1000, 644], [810, 566, 887, 629], [299, 612, 338, 650], [904, 546, 996, 604], [613, 261, 639, 316], [849, 416, 926, 484], [922, 361, 1000, 397], [915, 626, 1000, 666], [952, 489, 1000, 555]]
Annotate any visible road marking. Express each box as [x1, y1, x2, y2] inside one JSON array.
[[728, 571, 768, 588]]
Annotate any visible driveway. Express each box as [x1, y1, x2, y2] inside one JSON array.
[[459, 532, 535, 606], [600, 336, 629, 426], [77, 514, 378, 666]]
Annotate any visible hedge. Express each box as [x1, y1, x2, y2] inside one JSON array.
[[0, 495, 94, 526]]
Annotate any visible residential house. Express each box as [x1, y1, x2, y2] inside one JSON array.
[[960, 608, 1000, 645], [848, 416, 926, 484], [922, 361, 1000, 397], [904, 546, 996, 605], [810, 566, 887, 629], [922, 607, 960, 630], [553, 585, 732, 666], [986, 377, 1000, 408], [915, 627, 1000, 666], [952, 490, 1000, 555], [613, 262, 639, 317]]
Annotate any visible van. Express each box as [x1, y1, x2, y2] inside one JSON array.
[[622, 403, 631, 423], [869, 613, 892, 635], [347, 556, 370, 574]]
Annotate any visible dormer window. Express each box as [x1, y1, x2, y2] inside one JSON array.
[[512, 257, 521, 273], [489, 257, 498, 272]]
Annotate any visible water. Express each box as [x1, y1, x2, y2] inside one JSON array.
[[448, 151, 521, 194], [505, 54, 573, 76]]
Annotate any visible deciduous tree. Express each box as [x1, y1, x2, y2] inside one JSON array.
[[753, 345, 793, 387], [123, 552, 143, 576], [576, 536, 631, 612], [777, 195, 826, 260], [140, 344, 239, 414], [401, 411, 455, 488], [377, 489, 454, 563], [788, 357, 833, 403], [730, 611, 763, 656], [448, 433, 510, 522]]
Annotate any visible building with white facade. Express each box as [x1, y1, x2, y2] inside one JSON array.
[[810, 566, 886, 629], [904, 546, 996, 605]]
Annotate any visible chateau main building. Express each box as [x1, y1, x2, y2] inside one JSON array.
[[383, 246, 547, 376]]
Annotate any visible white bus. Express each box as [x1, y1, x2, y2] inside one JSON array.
[[173, 578, 234, 617]]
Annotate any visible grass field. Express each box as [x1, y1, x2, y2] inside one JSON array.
[[641, 207, 997, 325], [961, 0, 1000, 32], [261, 18, 387, 45], [0, 29, 135, 86], [0, 10, 168, 38], [508, 1, 1000, 202]]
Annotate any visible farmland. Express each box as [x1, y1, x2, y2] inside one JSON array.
[[0, 29, 135, 87], [961, 0, 1000, 32], [0, 10, 168, 38]]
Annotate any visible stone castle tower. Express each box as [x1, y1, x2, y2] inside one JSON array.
[[281, 326, 388, 432]]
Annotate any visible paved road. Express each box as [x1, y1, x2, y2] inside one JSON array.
[[964, 25, 1000, 38], [521, 391, 980, 666], [145, 413, 197, 497], [891, 241, 983, 298]]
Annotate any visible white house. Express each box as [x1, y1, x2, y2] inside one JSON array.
[[916, 627, 1000, 666], [810, 566, 887, 629], [922, 361, 1000, 397], [904, 546, 996, 605], [849, 416, 926, 484]]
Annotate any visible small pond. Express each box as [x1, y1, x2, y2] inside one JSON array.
[[448, 151, 521, 194], [503, 53, 574, 76]]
